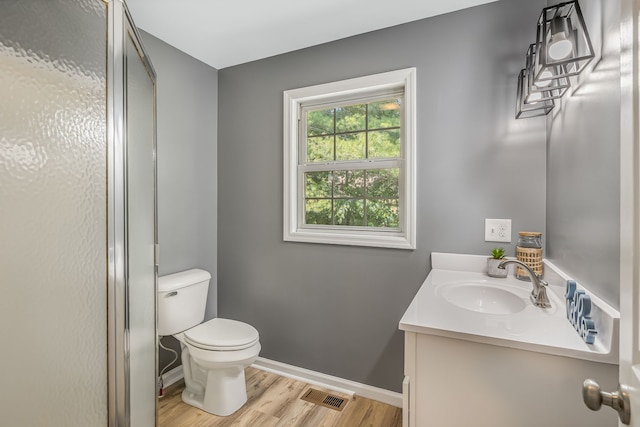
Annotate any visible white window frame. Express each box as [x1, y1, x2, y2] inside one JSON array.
[[283, 68, 417, 249]]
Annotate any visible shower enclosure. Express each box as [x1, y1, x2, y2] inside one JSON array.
[[0, 1, 157, 426]]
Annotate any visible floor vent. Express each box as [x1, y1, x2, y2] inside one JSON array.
[[300, 388, 348, 411]]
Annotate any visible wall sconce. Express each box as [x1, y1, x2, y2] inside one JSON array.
[[532, 1, 594, 84], [516, 69, 554, 119], [516, 0, 594, 119]]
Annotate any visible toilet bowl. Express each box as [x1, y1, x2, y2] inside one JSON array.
[[158, 269, 261, 416]]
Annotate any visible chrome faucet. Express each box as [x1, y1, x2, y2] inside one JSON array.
[[498, 260, 552, 308]]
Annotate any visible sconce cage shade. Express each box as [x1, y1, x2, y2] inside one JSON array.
[[516, 69, 554, 119], [533, 0, 594, 84], [525, 43, 571, 102]]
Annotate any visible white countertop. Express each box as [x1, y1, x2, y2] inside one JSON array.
[[399, 253, 619, 364]]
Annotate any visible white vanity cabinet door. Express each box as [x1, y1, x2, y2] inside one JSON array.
[[403, 331, 618, 427]]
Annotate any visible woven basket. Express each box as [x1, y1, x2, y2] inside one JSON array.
[[516, 246, 543, 277]]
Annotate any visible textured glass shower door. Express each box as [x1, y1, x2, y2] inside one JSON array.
[[0, 0, 109, 425], [0, 1, 158, 426]]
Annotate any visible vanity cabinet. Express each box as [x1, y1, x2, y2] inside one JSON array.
[[400, 253, 620, 427], [402, 331, 617, 427]]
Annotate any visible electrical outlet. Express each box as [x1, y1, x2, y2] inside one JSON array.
[[485, 219, 512, 243]]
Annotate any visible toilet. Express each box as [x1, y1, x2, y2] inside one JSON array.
[[158, 269, 260, 416]]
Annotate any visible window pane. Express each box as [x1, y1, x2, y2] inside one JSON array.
[[367, 199, 399, 228], [369, 99, 401, 129], [305, 199, 332, 224], [334, 199, 364, 226], [307, 108, 334, 136], [334, 170, 365, 198], [367, 168, 399, 198], [307, 135, 334, 162], [336, 132, 365, 160], [336, 104, 366, 133], [305, 171, 332, 198], [368, 130, 400, 159]]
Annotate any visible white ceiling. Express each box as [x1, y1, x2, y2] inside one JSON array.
[[125, 0, 499, 69]]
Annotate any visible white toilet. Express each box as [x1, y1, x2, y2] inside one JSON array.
[[158, 269, 260, 416]]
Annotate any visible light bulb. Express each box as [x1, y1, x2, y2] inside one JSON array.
[[535, 70, 554, 87], [548, 38, 573, 59], [526, 92, 542, 104], [548, 16, 573, 60]]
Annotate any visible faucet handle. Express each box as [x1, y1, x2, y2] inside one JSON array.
[[532, 286, 552, 308], [533, 272, 548, 286]]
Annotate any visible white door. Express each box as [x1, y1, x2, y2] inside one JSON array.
[[584, 1, 640, 425], [619, 0, 640, 425]]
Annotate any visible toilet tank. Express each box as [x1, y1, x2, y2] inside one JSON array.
[[158, 269, 211, 336]]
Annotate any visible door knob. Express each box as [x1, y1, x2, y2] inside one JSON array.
[[582, 379, 631, 425]]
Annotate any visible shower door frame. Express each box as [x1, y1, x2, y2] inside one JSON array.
[[106, 1, 158, 426]]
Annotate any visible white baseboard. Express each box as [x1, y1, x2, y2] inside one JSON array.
[[161, 365, 184, 389], [159, 357, 402, 408], [251, 357, 403, 408]]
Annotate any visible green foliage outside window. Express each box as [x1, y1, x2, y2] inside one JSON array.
[[304, 97, 402, 229], [304, 168, 400, 228], [303, 97, 402, 229], [306, 99, 401, 162]]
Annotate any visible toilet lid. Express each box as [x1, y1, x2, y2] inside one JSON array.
[[184, 318, 259, 351]]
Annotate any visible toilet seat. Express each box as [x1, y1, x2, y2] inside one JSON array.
[[184, 318, 259, 351]]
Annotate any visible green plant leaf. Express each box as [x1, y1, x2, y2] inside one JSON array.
[[491, 247, 506, 259]]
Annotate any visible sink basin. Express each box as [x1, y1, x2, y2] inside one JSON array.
[[437, 282, 527, 315]]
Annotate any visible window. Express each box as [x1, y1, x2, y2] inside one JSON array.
[[283, 68, 416, 249]]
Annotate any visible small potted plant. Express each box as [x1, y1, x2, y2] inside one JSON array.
[[487, 248, 508, 278]]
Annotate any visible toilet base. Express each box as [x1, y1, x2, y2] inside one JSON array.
[[175, 331, 260, 417], [181, 365, 248, 416]]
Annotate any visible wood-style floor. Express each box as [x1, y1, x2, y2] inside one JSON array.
[[158, 367, 403, 427]]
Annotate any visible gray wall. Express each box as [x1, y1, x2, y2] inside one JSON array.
[[140, 31, 218, 371], [545, 0, 620, 309], [218, 0, 546, 392]]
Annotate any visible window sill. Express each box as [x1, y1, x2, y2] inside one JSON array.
[[284, 228, 415, 250]]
